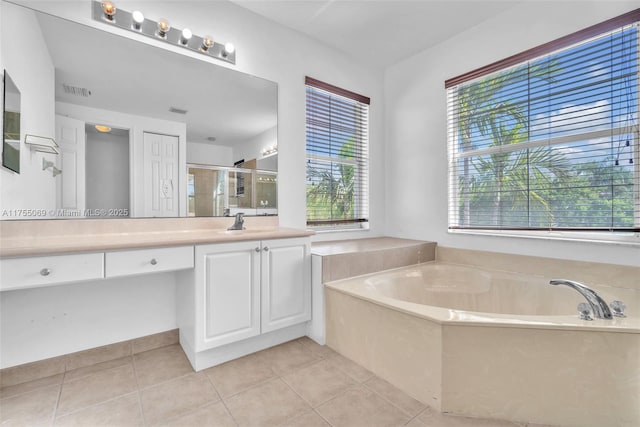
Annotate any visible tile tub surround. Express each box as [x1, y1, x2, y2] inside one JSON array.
[[312, 237, 437, 282], [436, 246, 640, 291], [0, 216, 315, 257], [0, 329, 179, 388], [325, 261, 640, 426], [0, 337, 544, 426]]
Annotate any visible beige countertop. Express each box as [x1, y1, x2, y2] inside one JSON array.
[[0, 217, 313, 257]]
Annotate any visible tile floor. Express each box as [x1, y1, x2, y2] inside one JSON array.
[[0, 338, 550, 426]]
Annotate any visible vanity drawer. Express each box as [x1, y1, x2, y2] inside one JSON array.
[[105, 246, 194, 278], [0, 253, 104, 291]]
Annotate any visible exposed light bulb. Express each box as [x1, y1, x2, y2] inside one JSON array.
[[180, 28, 193, 45], [131, 10, 144, 30], [157, 18, 171, 38], [101, 0, 116, 20], [200, 35, 214, 52], [223, 42, 235, 57]]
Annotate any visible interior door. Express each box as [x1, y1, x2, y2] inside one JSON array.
[[143, 132, 179, 217], [55, 115, 86, 213]]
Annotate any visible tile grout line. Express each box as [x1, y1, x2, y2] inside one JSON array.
[[204, 370, 240, 427], [360, 377, 425, 421], [131, 350, 149, 427]]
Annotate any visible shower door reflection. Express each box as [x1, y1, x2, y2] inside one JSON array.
[[187, 164, 277, 217]]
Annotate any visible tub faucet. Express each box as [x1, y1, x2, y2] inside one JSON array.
[[227, 212, 245, 230], [549, 279, 612, 319]]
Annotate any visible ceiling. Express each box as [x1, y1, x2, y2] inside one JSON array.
[[230, 0, 519, 68]]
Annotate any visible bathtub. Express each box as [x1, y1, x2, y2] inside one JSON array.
[[324, 261, 640, 427]]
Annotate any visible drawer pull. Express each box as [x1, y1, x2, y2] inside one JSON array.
[[263, 246, 269, 252], [255, 247, 260, 252], [40, 268, 51, 276], [150, 258, 158, 265]]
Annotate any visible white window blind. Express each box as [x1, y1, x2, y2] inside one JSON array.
[[447, 13, 640, 234], [305, 77, 369, 228]]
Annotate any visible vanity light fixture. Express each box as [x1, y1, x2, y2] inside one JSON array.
[[223, 42, 235, 57], [180, 28, 192, 46], [131, 10, 144, 30], [201, 36, 214, 52], [91, 1, 236, 65], [261, 144, 277, 156], [157, 18, 171, 39], [95, 125, 112, 133], [101, 0, 116, 21]]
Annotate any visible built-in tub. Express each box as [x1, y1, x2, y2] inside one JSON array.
[[325, 262, 640, 427]]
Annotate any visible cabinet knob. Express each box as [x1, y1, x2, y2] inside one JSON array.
[[40, 268, 51, 276], [263, 246, 269, 252], [255, 247, 261, 252], [150, 258, 158, 265]]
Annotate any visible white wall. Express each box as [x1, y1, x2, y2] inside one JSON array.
[[233, 125, 277, 165], [17, 0, 386, 238], [0, 3, 56, 216], [0, 273, 176, 367], [384, 1, 640, 267], [85, 130, 130, 215], [186, 141, 233, 166]]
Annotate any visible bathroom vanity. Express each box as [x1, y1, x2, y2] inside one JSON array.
[[0, 217, 313, 371]]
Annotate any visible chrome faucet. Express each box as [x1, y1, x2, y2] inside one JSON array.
[[549, 279, 613, 319], [227, 212, 245, 230]]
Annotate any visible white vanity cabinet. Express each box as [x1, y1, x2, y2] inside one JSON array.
[[178, 236, 311, 370]]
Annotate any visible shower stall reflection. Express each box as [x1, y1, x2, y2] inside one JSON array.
[[187, 164, 277, 217]]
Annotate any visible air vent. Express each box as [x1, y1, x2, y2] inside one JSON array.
[[207, 137, 217, 142], [62, 84, 91, 97], [169, 107, 188, 115]]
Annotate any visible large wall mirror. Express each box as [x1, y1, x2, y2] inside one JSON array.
[[0, 1, 278, 220]]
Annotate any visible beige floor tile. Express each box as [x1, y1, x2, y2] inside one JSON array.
[[281, 359, 355, 407], [65, 341, 132, 371], [56, 363, 137, 416], [325, 354, 374, 383], [414, 408, 520, 426], [205, 353, 275, 398], [134, 345, 194, 388], [133, 329, 179, 354], [64, 356, 132, 383], [364, 376, 425, 417], [258, 340, 320, 376], [54, 392, 143, 426], [0, 373, 63, 399], [0, 384, 60, 425], [315, 385, 411, 427], [225, 378, 311, 426], [140, 372, 219, 426], [279, 410, 330, 427], [160, 401, 236, 427], [0, 355, 66, 388], [296, 337, 338, 359]]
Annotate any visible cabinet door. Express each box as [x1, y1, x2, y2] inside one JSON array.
[[261, 238, 311, 333], [198, 242, 261, 349]]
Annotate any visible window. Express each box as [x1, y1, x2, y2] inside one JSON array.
[[305, 77, 370, 229], [446, 10, 640, 238]]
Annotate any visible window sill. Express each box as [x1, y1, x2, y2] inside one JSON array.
[[448, 228, 640, 247], [307, 224, 370, 234]]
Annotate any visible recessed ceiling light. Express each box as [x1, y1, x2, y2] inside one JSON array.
[[95, 125, 112, 133]]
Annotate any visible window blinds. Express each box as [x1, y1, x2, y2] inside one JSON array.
[[305, 77, 370, 227], [446, 14, 639, 232]]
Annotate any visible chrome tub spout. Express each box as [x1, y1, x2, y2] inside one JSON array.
[[549, 279, 612, 319]]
